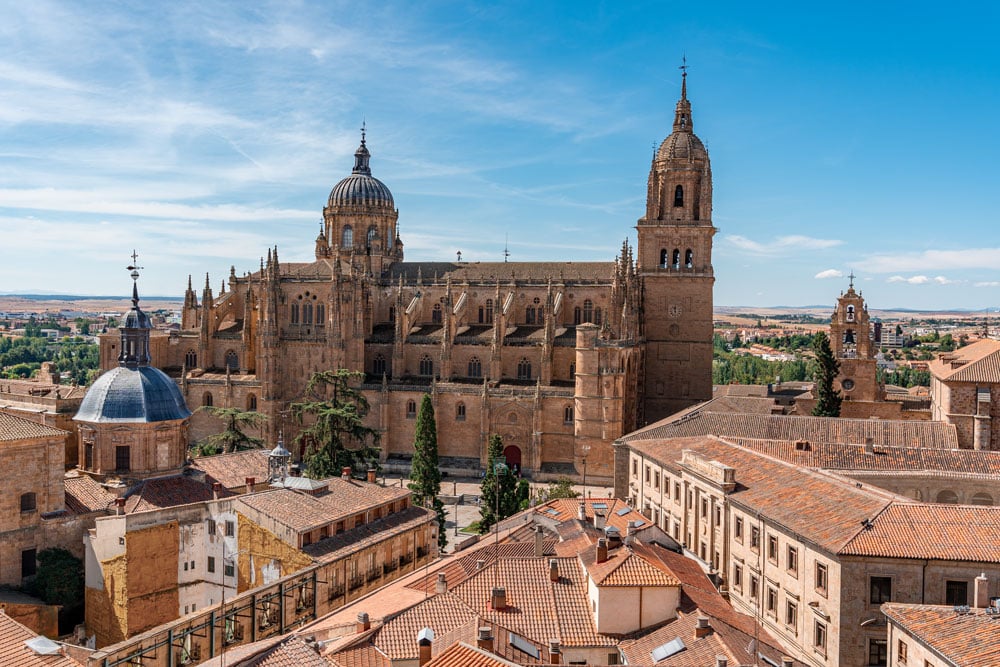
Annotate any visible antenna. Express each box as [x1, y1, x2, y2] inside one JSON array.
[[456, 250, 462, 262], [503, 235, 510, 263]]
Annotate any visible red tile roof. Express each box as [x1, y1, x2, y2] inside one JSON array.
[[191, 449, 269, 489], [579, 546, 680, 588], [930, 339, 1000, 383], [0, 412, 67, 442], [303, 506, 435, 564], [882, 603, 1000, 667], [0, 611, 84, 666], [243, 635, 333, 667], [124, 474, 231, 513], [63, 474, 115, 515], [424, 642, 523, 667]]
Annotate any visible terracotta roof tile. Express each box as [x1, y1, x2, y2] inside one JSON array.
[[930, 339, 1000, 383], [406, 541, 557, 595], [327, 644, 391, 667], [303, 506, 435, 563], [424, 642, 522, 667], [0, 412, 67, 442], [533, 498, 653, 538], [64, 474, 115, 515], [124, 475, 230, 513], [882, 603, 1000, 667], [364, 594, 476, 660], [579, 547, 680, 588], [244, 635, 333, 667], [0, 612, 84, 666], [192, 449, 269, 490]]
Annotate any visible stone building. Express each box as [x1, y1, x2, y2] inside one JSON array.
[[0, 365, 86, 468], [882, 601, 1000, 667], [929, 338, 1000, 450], [828, 276, 881, 403], [99, 74, 716, 483]]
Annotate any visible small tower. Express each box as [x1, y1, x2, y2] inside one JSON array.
[[829, 273, 881, 402]]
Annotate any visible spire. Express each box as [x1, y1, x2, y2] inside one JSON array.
[[672, 58, 693, 133], [352, 122, 372, 176], [119, 251, 152, 368]]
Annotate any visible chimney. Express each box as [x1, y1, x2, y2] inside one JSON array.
[[341, 466, 352, 481], [605, 526, 622, 549], [593, 511, 606, 530], [356, 612, 371, 632], [435, 572, 447, 595], [577, 502, 586, 521], [625, 520, 638, 545], [596, 537, 608, 564], [975, 573, 990, 608], [549, 558, 560, 582], [694, 616, 711, 639], [417, 628, 434, 667], [114, 498, 126, 516], [549, 640, 562, 664], [490, 586, 507, 611], [475, 559, 485, 570], [715, 657, 728, 667], [476, 626, 494, 652], [212, 482, 223, 500], [534, 524, 545, 557], [863, 437, 875, 455], [780, 658, 794, 667], [244, 477, 255, 490], [367, 468, 377, 484]]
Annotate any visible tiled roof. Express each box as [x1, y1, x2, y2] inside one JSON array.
[[619, 611, 737, 667], [930, 339, 1000, 383], [622, 409, 958, 449], [406, 541, 557, 595], [431, 618, 549, 665], [627, 436, 893, 553], [841, 503, 1000, 562], [579, 546, 680, 588], [881, 603, 1000, 667], [244, 635, 333, 667], [0, 412, 67, 442], [366, 594, 476, 660], [303, 506, 434, 563], [533, 498, 653, 538], [424, 642, 522, 667], [64, 474, 115, 515], [237, 479, 409, 534], [327, 644, 391, 667], [191, 449, 269, 489], [0, 611, 84, 666], [123, 474, 231, 513], [386, 261, 616, 284], [729, 437, 1000, 474]]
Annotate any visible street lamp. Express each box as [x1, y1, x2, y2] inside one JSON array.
[[580, 444, 591, 499]]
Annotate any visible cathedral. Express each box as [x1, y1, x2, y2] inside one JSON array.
[[99, 74, 715, 482]]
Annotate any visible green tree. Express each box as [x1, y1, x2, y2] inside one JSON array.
[[479, 434, 518, 533], [544, 477, 581, 500], [32, 548, 84, 610], [195, 406, 268, 455], [811, 332, 842, 417], [292, 369, 381, 479], [408, 395, 446, 549]]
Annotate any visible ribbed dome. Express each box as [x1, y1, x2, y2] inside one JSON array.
[[75, 366, 192, 423], [657, 131, 708, 162], [328, 173, 395, 210], [122, 306, 152, 329]]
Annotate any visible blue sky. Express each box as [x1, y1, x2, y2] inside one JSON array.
[[2, 1, 1000, 310]]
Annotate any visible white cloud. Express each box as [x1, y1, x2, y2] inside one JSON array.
[[975, 282, 1000, 288], [888, 275, 930, 285], [865, 248, 1000, 273], [725, 235, 843, 255], [814, 268, 843, 279], [934, 276, 961, 285]]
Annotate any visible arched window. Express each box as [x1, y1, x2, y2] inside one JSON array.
[[660, 249, 668, 268], [468, 357, 482, 378], [432, 304, 442, 324], [583, 299, 594, 323], [525, 306, 536, 324], [20, 492, 36, 512], [406, 400, 416, 418], [936, 490, 959, 504], [574, 307, 582, 325], [569, 363, 576, 377], [517, 358, 532, 380], [419, 355, 433, 376], [563, 406, 574, 424], [971, 492, 994, 506], [185, 349, 197, 368], [479, 299, 494, 324], [594, 308, 602, 326], [685, 249, 693, 268], [290, 303, 300, 324], [672, 249, 681, 269], [846, 305, 856, 322], [674, 185, 684, 207], [342, 225, 353, 247], [247, 394, 257, 411], [456, 402, 466, 421], [316, 304, 325, 326], [225, 350, 239, 371], [373, 354, 386, 376], [303, 303, 313, 325], [203, 392, 213, 407], [367, 225, 378, 247]]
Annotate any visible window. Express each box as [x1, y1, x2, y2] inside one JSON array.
[[685, 249, 693, 268], [767, 535, 778, 562], [316, 304, 325, 325], [432, 304, 442, 324], [203, 392, 213, 407], [569, 362, 575, 377], [654, 471, 660, 490], [419, 355, 433, 376], [247, 394, 257, 411], [20, 492, 36, 513], [116, 446, 130, 472], [645, 466, 650, 483], [583, 299, 594, 323], [733, 563, 743, 591], [869, 639, 888, 667], [525, 306, 536, 324], [225, 350, 239, 371], [21, 548, 36, 578], [672, 248, 681, 268], [224, 562, 235, 578], [945, 580, 968, 606], [870, 576, 892, 604], [185, 349, 197, 368], [749, 574, 759, 599], [303, 303, 313, 325], [366, 225, 377, 247], [564, 405, 574, 424], [373, 354, 386, 376], [673, 184, 684, 207], [479, 299, 494, 324], [816, 562, 828, 593], [785, 600, 798, 631], [750, 526, 760, 550], [714, 506, 721, 526], [815, 620, 827, 653], [734, 516, 744, 541], [594, 307, 602, 325], [342, 225, 353, 247], [660, 248, 668, 268], [516, 357, 532, 380], [290, 303, 300, 324], [766, 586, 777, 615], [787, 546, 798, 575], [85, 444, 94, 469], [456, 402, 466, 421], [574, 306, 582, 325], [468, 357, 482, 378], [674, 482, 681, 504], [632, 459, 638, 477], [406, 400, 417, 418], [898, 639, 908, 665], [207, 520, 216, 535], [225, 520, 235, 537]]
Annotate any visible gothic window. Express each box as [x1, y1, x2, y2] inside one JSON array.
[[342, 225, 353, 248], [674, 185, 684, 207], [563, 406, 574, 424], [517, 357, 532, 380], [373, 354, 386, 376], [432, 304, 442, 324], [20, 492, 36, 512], [468, 357, 482, 378], [574, 307, 582, 325], [290, 303, 300, 324], [660, 249, 668, 268], [367, 225, 378, 247], [247, 394, 257, 411], [672, 249, 681, 269], [583, 299, 594, 323], [594, 308, 602, 326], [685, 249, 693, 268], [203, 392, 213, 407], [185, 349, 197, 368], [419, 355, 433, 376], [406, 400, 416, 418], [115, 446, 130, 472], [525, 306, 536, 324], [316, 304, 325, 326], [479, 299, 494, 324], [456, 402, 466, 421], [225, 350, 239, 371], [303, 303, 313, 325]]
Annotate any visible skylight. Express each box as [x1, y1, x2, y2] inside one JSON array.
[[616, 507, 631, 516], [509, 633, 540, 658], [650, 637, 685, 662]]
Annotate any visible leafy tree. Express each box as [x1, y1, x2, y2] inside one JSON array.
[[195, 406, 268, 454], [811, 332, 842, 417], [516, 478, 531, 510], [544, 477, 580, 500], [291, 369, 381, 479], [408, 395, 446, 549], [478, 434, 518, 533], [32, 548, 84, 610]]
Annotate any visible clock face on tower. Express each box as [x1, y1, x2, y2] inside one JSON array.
[[668, 304, 683, 318]]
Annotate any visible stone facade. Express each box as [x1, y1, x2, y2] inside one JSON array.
[[829, 280, 882, 403], [930, 339, 1000, 450], [99, 77, 716, 484]]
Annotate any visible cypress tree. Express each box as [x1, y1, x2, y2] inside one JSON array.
[[409, 395, 446, 549], [479, 434, 519, 533], [812, 331, 842, 417]]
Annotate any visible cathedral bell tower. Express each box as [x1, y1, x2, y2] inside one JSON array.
[[829, 273, 881, 402], [637, 69, 715, 423]]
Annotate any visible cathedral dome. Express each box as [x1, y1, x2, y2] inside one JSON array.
[[656, 131, 707, 162], [327, 132, 395, 210], [75, 366, 191, 423]]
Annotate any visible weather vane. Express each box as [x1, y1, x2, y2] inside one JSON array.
[[361, 119, 366, 143], [127, 250, 144, 282], [679, 54, 687, 76]]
